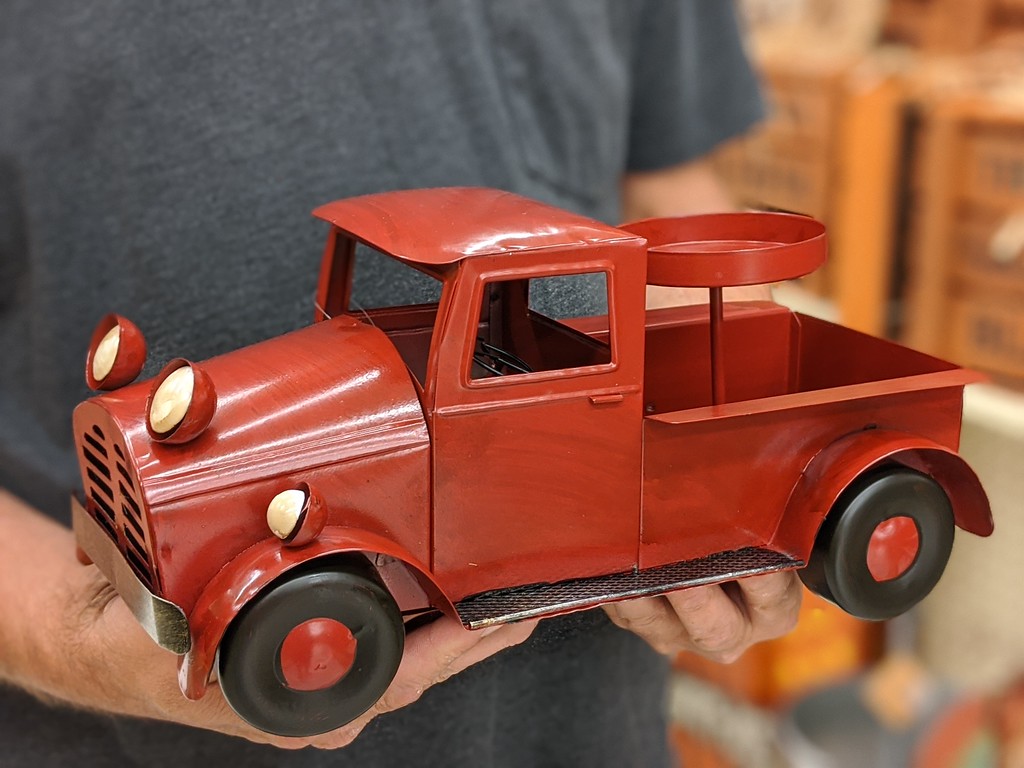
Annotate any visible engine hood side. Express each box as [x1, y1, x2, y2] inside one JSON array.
[[81, 315, 429, 506]]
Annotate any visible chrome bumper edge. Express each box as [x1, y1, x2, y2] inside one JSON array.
[[72, 496, 191, 654]]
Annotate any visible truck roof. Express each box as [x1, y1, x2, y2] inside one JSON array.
[[312, 187, 642, 266]]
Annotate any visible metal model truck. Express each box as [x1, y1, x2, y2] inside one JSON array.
[[72, 187, 993, 736]]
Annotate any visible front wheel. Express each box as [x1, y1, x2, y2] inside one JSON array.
[[218, 558, 405, 737], [799, 468, 955, 621]]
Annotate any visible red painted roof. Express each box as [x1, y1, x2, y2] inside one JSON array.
[[312, 187, 640, 266]]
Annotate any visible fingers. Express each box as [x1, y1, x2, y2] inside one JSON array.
[[373, 617, 538, 714], [605, 585, 748, 662], [733, 571, 802, 640], [603, 571, 803, 664], [302, 617, 539, 750]]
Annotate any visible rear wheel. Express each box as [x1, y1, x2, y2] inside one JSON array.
[[218, 558, 404, 737], [799, 468, 954, 621]]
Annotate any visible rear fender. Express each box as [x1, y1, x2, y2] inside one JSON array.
[[177, 527, 453, 700], [774, 429, 993, 562]]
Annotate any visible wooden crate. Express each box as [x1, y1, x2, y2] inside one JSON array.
[[713, 62, 842, 222], [883, 0, 937, 48], [949, 295, 1024, 382], [904, 98, 1024, 388], [714, 134, 831, 220], [713, 54, 905, 335], [884, 0, 1024, 53]]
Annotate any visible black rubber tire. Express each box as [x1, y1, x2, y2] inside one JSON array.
[[218, 558, 404, 737], [798, 468, 955, 621]]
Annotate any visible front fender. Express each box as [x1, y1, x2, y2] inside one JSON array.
[[177, 527, 453, 700], [773, 429, 993, 561]]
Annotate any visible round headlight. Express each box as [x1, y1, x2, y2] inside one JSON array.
[[146, 359, 217, 444], [92, 325, 120, 382], [150, 366, 194, 434], [266, 483, 326, 546], [85, 314, 147, 391]]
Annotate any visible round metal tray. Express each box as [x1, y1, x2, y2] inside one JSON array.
[[622, 212, 827, 288]]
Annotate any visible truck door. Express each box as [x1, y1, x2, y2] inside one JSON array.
[[430, 254, 645, 600]]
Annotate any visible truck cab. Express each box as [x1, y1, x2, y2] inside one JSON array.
[[313, 188, 649, 601]]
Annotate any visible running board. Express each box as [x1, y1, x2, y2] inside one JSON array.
[[455, 547, 802, 629]]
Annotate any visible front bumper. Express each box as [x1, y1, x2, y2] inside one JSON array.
[[72, 495, 191, 654]]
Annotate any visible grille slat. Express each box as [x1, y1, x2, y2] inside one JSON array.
[[89, 489, 116, 532], [121, 496, 145, 538], [80, 424, 157, 592], [117, 462, 135, 490], [122, 520, 148, 560], [124, 547, 152, 583], [83, 446, 111, 479], [83, 432, 108, 458], [86, 468, 113, 502]]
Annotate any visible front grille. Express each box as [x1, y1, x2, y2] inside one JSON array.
[[80, 423, 158, 591]]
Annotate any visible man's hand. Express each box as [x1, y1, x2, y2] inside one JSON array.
[[603, 573, 801, 663], [0, 491, 536, 750], [78, 579, 536, 749]]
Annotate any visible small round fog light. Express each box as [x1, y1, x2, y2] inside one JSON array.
[[266, 483, 326, 546]]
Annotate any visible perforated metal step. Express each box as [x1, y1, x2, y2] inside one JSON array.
[[455, 547, 802, 629]]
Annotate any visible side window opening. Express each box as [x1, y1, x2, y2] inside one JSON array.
[[471, 271, 612, 380], [349, 243, 444, 388]]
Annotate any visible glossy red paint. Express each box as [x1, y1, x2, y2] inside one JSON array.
[[85, 313, 147, 391], [179, 526, 446, 699], [774, 427, 992, 561], [313, 187, 637, 267], [279, 618, 357, 692], [145, 359, 217, 444], [71, 188, 992, 719], [623, 212, 826, 288], [867, 516, 920, 582], [278, 482, 328, 548], [624, 213, 826, 403]]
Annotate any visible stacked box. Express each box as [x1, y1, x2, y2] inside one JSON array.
[[884, 0, 1024, 52], [905, 99, 1024, 387]]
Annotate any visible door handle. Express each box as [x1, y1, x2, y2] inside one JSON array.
[[589, 393, 625, 405]]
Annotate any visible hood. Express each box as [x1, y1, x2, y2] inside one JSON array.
[[74, 315, 428, 506]]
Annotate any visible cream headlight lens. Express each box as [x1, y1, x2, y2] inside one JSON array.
[[267, 489, 307, 540], [266, 483, 326, 546], [91, 326, 120, 382], [146, 359, 217, 444], [149, 366, 195, 435]]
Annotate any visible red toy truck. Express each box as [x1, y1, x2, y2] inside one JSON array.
[[72, 187, 992, 736]]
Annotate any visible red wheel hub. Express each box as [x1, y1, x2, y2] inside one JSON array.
[[866, 516, 920, 582], [279, 618, 357, 692]]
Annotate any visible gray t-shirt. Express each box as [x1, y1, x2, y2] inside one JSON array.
[[0, 2, 762, 765]]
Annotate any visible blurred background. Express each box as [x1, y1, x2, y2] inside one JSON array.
[[670, 1, 1024, 765]]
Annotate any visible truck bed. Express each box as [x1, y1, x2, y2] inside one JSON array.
[[637, 301, 982, 570], [641, 301, 980, 417]]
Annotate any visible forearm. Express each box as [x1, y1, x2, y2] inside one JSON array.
[[0, 490, 144, 711], [0, 491, 73, 688], [621, 158, 737, 221], [0, 488, 538, 748]]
